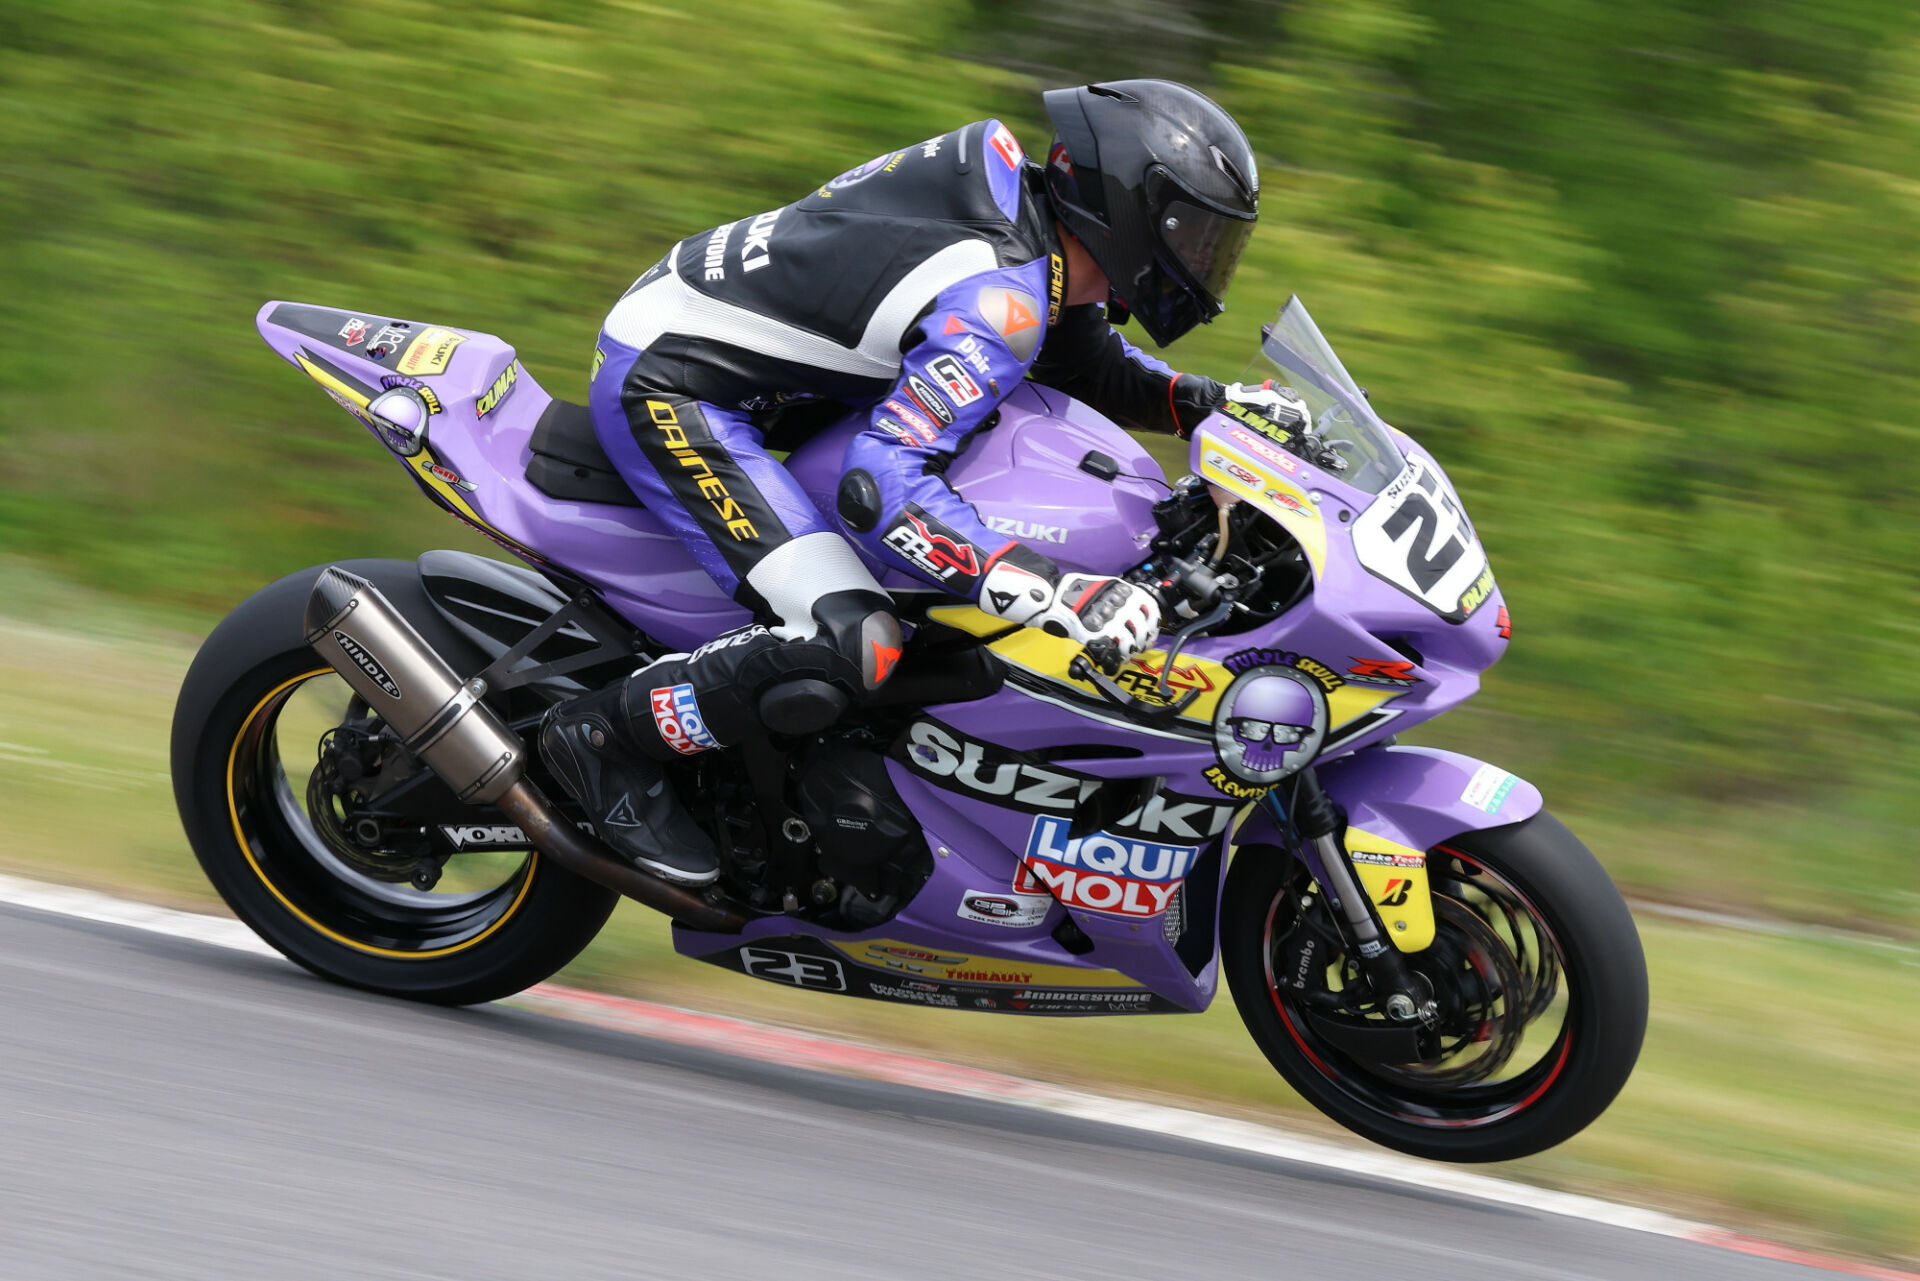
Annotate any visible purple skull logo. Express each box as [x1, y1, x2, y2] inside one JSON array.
[[1213, 665, 1328, 782]]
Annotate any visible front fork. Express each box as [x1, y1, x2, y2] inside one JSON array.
[[1264, 769, 1438, 1027]]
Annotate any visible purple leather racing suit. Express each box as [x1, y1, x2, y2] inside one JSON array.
[[586, 118, 1225, 753]]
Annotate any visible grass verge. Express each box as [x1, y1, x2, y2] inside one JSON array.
[[1, 559, 1914, 1264]]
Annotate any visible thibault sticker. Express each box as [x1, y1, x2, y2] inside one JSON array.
[[1015, 816, 1199, 918], [1460, 762, 1517, 815], [956, 891, 1052, 929], [650, 682, 719, 756], [1209, 662, 1330, 787], [396, 326, 466, 377]]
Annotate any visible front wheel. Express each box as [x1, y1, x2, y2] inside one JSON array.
[[1221, 811, 1648, 1162], [172, 560, 618, 1005]]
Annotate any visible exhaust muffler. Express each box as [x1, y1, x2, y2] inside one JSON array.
[[306, 565, 523, 803], [303, 567, 743, 932]]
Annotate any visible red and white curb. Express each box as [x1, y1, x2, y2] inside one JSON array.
[[1, 871, 1912, 1280]]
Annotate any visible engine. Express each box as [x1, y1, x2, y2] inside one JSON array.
[[793, 735, 931, 928]]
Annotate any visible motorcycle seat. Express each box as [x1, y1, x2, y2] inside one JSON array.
[[525, 398, 645, 508]]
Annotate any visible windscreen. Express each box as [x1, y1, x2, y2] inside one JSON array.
[[1242, 297, 1404, 495]]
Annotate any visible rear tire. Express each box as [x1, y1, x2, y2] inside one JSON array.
[[171, 559, 618, 1005], [1222, 811, 1648, 1162]]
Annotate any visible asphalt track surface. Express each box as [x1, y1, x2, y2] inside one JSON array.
[[0, 903, 1848, 1281]]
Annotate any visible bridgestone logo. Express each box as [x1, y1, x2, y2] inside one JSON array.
[[333, 630, 402, 699]]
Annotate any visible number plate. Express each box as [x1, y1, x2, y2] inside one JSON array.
[[1351, 455, 1492, 620], [739, 946, 847, 991]]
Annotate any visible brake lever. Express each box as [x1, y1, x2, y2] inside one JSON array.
[[1067, 653, 1202, 722], [1153, 596, 1234, 701]]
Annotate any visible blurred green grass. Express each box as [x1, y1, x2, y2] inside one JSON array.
[[4, 0, 1918, 930], [2, 559, 1915, 1264]]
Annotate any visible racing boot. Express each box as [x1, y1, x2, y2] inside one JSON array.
[[537, 681, 719, 887]]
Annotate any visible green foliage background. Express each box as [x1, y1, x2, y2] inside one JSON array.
[[3, 0, 1917, 929]]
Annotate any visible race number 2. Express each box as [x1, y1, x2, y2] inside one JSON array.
[[1350, 456, 1491, 620]]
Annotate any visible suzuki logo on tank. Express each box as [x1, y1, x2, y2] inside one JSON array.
[[1015, 816, 1199, 917]]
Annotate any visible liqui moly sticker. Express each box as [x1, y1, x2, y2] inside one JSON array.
[[1460, 763, 1517, 814], [1015, 816, 1198, 917], [650, 682, 719, 755]]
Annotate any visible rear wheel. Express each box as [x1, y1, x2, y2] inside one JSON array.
[[172, 560, 617, 1005], [1221, 811, 1647, 1162]]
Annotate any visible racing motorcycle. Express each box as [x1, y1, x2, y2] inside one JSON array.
[[172, 296, 1648, 1163]]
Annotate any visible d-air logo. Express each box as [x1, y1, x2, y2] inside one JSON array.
[[332, 630, 402, 699], [645, 400, 760, 541], [1046, 254, 1064, 326], [740, 947, 846, 991], [475, 362, 519, 417]]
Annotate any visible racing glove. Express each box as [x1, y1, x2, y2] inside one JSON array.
[[1222, 380, 1312, 433], [979, 558, 1162, 661]]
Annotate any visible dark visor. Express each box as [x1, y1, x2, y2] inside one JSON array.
[[1157, 198, 1254, 307]]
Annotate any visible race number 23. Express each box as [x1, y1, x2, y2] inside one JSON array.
[[1351, 456, 1491, 620], [739, 947, 846, 991]]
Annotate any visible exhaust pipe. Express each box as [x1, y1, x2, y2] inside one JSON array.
[[304, 567, 744, 932]]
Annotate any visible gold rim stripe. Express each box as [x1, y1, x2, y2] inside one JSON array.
[[225, 668, 536, 959]]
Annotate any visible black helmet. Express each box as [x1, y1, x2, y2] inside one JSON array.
[[1041, 80, 1259, 346]]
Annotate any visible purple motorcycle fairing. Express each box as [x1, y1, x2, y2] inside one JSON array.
[[258, 295, 1537, 1017]]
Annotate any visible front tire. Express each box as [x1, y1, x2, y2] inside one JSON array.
[[172, 559, 618, 1005], [1222, 811, 1648, 1162]]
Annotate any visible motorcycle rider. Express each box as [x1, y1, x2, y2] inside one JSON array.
[[542, 78, 1308, 886]]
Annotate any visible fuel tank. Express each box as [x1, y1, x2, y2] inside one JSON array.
[[785, 381, 1168, 584]]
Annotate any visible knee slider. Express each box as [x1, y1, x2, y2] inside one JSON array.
[[757, 679, 851, 734]]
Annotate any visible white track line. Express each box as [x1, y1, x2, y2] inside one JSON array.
[[0, 871, 1909, 1279]]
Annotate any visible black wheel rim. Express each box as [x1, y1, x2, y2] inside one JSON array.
[[1261, 845, 1575, 1128], [225, 667, 538, 958]]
